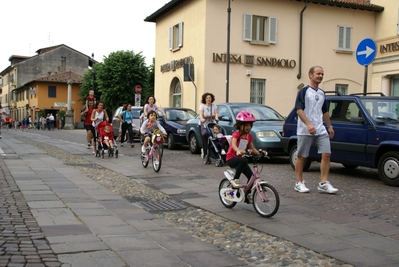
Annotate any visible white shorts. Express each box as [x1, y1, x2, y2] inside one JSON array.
[[297, 135, 331, 158]]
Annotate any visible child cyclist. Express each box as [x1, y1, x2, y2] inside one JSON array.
[[226, 111, 266, 203], [140, 110, 167, 153]]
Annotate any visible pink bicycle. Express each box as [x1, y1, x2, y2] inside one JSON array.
[[219, 150, 280, 218]]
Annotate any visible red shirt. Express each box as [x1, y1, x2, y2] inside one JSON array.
[[226, 131, 253, 161], [100, 131, 114, 142], [84, 107, 94, 126]]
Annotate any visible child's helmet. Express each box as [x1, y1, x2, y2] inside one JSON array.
[[236, 111, 256, 122]]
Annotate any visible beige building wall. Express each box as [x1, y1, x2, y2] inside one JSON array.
[[153, 0, 380, 116], [371, 0, 399, 96]]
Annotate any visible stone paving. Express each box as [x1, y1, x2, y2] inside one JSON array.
[[4, 132, 353, 267], [0, 157, 61, 267]]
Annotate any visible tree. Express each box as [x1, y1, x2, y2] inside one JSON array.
[[100, 51, 149, 111]]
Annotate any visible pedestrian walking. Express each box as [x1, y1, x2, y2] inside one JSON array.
[[293, 66, 338, 194], [198, 92, 219, 158], [118, 103, 135, 148], [81, 100, 95, 149]]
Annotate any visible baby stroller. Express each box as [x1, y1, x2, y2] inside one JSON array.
[[95, 121, 119, 158], [203, 122, 229, 167]]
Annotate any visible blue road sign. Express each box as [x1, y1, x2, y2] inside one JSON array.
[[356, 38, 376, 66]]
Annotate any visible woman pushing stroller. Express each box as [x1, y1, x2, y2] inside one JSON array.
[[91, 101, 109, 155]]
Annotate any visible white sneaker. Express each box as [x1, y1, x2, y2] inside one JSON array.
[[294, 181, 310, 193], [141, 145, 146, 153], [318, 181, 338, 194], [221, 149, 226, 155], [104, 150, 108, 153]]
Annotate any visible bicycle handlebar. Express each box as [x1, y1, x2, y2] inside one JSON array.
[[243, 149, 269, 160]]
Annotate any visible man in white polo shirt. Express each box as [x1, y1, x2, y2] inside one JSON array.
[[294, 66, 338, 194]]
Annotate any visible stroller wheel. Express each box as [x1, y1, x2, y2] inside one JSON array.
[[215, 159, 223, 167]]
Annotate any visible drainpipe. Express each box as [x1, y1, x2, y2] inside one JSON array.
[[297, 0, 308, 80]]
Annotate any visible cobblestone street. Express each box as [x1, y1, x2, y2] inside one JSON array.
[[0, 129, 398, 266]]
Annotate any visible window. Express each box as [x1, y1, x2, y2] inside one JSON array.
[[337, 26, 352, 51], [172, 78, 181, 107], [243, 14, 277, 44], [329, 100, 359, 122], [169, 22, 183, 51], [392, 78, 399, 96], [48, 86, 56, 98], [335, 84, 348, 95], [250, 79, 265, 104]]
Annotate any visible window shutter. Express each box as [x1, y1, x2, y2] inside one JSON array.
[[243, 14, 252, 41], [169, 26, 173, 51], [345, 27, 352, 50], [268, 17, 277, 44], [178, 21, 183, 48], [338, 26, 344, 49]]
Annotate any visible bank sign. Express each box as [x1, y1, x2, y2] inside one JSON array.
[[212, 53, 296, 68]]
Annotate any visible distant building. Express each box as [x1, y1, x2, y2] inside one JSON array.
[[0, 44, 95, 123]]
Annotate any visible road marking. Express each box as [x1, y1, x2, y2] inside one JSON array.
[[0, 146, 5, 157]]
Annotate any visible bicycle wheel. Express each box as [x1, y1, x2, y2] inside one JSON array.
[[218, 178, 237, 208], [253, 183, 279, 218], [152, 145, 162, 172], [141, 150, 149, 168]]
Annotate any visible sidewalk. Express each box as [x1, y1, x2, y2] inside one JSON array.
[[2, 129, 399, 267], [0, 131, 243, 267]]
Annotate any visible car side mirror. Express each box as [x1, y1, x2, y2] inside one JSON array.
[[350, 116, 365, 124]]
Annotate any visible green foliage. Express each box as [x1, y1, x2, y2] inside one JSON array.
[[58, 109, 66, 119], [38, 109, 46, 118], [79, 51, 154, 112]]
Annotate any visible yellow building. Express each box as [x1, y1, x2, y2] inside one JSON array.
[[146, 0, 384, 115], [23, 70, 83, 123], [371, 0, 399, 95]]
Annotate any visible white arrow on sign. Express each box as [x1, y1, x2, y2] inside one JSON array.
[[357, 46, 375, 58]]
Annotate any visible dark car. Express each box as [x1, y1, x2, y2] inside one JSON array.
[[158, 107, 197, 150], [185, 103, 287, 156], [281, 92, 399, 186]]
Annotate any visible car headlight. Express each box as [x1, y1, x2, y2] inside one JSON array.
[[256, 131, 278, 138], [177, 129, 186, 134]]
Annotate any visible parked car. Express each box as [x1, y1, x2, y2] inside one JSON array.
[[112, 106, 142, 139], [281, 92, 399, 186], [185, 103, 287, 156], [158, 107, 197, 150]]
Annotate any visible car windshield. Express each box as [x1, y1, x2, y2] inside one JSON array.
[[231, 104, 284, 121], [361, 99, 399, 121], [164, 109, 197, 121]]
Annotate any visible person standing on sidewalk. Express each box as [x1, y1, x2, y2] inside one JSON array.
[[81, 100, 95, 149], [294, 66, 338, 194], [118, 103, 135, 148]]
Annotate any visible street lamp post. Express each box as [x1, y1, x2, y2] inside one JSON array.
[[226, 0, 231, 103]]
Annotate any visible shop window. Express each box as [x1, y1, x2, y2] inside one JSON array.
[[250, 79, 265, 104], [169, 21, 183, 51], [337, 26, 352, 51], [392, 78, 399, 96], [48, 86, 56, 98], [335, 84, 348, 95], [243, 14, 277, 44]]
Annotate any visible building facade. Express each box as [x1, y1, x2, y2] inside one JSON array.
[[0, 44, 94, 123], [146, 0, 384, 115], [371, 0, 399, 96]]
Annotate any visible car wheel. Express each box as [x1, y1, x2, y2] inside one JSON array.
[[289, 145, 311, 172], [167, 133, 175, 150], [378, 151, 399, 186], [189, 133, 200, 154], [342, 164, 358, 169]]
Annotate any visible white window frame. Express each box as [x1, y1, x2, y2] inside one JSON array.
[[337, 26, 352, 51], [243, 14, 277, 44], [250, 79, 265, 104], [169, 21, 183, 51]]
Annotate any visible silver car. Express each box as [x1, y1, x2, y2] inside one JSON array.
[[112, 106, 142, 139]]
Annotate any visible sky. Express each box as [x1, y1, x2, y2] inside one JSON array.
[[0, 0, 169, 70]]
